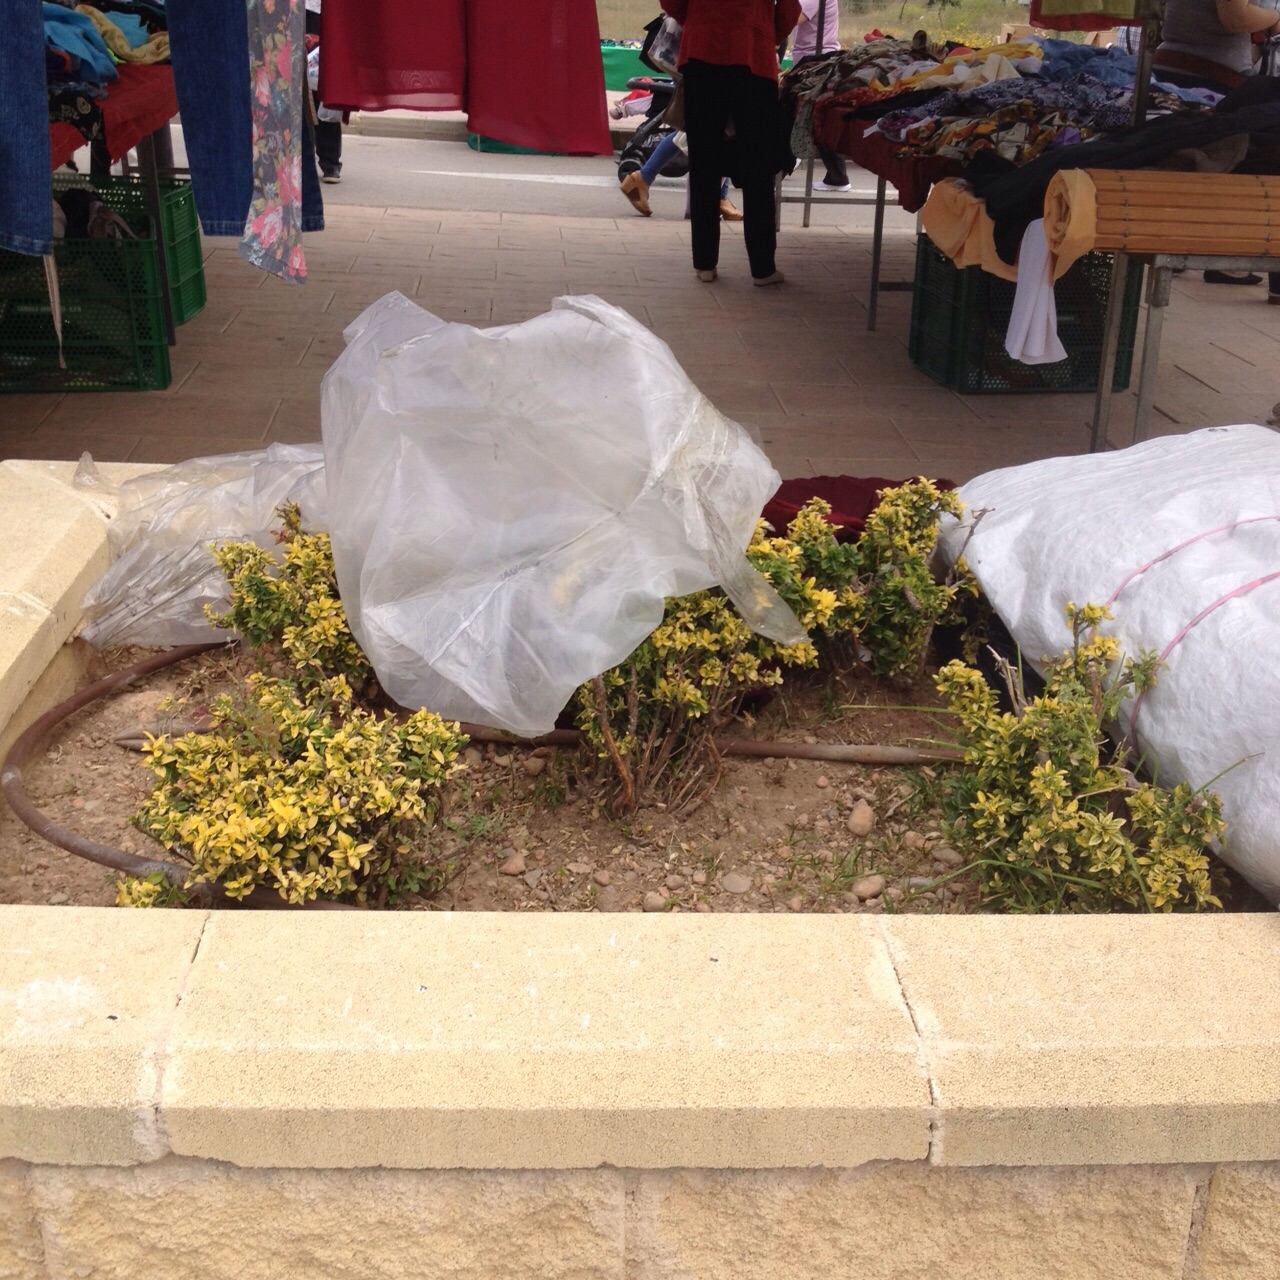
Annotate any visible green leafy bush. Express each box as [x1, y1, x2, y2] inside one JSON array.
[[207, 502, 372, 688], [120, 673, 465, 907], [936, 603, 1224, 913]]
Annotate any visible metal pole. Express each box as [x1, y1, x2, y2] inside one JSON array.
[[1132, 259, 1172, 444], [868, 175, 887, 331], [1090, 254, 1130, 452], [138, 131, 176, 347], [801, 0, 828, 229]]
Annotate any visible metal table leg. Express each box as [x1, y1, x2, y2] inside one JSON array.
[[1132, 259, 1173, 445], [868, 175, 887, 332], [1090, 253, 1131, 452], [137, 130, 176, 347]]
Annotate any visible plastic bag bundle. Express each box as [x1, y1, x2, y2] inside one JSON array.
[[321, 292, 805, 737], [938, 424, 1280, 903], [79, 444, 328, 648]]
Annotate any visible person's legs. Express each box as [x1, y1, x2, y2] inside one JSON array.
[[815, 143, 849, 190], [305, 7, 341, 180], [640, 131, 681, 186], [681, 60, 733, 274], [727, 68, 782, 280]]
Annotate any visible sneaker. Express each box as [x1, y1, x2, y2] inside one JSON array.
[[752, 270, 785, 287], [812, 179, 851, 193], [1203, 270, 1261, 286], [719, 198, 744, 222], [321, 170, 342, 185], [620, 171, 651, 217], [695, 268, 718, 283]]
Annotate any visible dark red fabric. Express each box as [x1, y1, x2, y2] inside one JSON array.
[[661, 0, 802, 82], [466, 0, 611, 155], [763, 475, 955, 540], [815, 111, 962, 212], [48, 65, 178, 169], [320, 0, 467, 113], [1028, 0, 1138, 31]]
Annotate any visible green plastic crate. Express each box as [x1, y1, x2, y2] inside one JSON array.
[[0, 203, 171, 394], [53, 173, 206, 325], [908, 234, 1142, 394]]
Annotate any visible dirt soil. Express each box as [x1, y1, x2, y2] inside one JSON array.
[[0, 647, 978, 915], [2, 647, 1263, 915]]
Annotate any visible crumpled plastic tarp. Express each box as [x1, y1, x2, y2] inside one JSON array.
[[320, 292, 805, 736], [79, 444, 328, 648], [78, 293, 805, 737], [937, 423, 1280, 903]]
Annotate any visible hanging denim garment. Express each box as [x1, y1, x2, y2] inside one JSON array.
[[1, 1, 54, 255], [168, 0, 322, 252]]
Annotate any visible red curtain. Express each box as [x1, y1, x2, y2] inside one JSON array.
[[319, 0, 610, 156], [320, 0, 467, 113], [466, 0, 610, 156]]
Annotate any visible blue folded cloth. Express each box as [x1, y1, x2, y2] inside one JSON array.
[[108, 11, 151, 49], [43, 3, 118, 84]]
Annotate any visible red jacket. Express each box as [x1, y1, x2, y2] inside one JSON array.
[[660, 0, 802, 81]]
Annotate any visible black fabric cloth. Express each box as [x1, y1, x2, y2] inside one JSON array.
[[842, 85, 948, 121], [682, 58, 780, 277], [305, 7, 342, 176], [818, 142, 847, 185], [971, 98, 1280, 264]]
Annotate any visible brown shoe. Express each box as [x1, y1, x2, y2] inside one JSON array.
[[719, 198, 744, 222], [620, 172, 652, 217]]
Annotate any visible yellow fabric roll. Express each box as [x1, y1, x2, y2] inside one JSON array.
[[75, 6, 170, 64], [921, 179, 1019, 282], [1043, 169, 1098, 277]]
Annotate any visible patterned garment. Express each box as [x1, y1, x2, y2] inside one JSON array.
[[239, 0, 307, 282]]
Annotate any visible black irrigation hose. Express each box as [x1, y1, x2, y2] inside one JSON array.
[[1, 642, 354, 911]]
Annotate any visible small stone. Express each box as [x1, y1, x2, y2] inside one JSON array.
[[786, 895, 803, 912], [803, 734, 818, 745], [851, 875, 886, 901], [897, 783, 914, 798], [665, 874, 685, 890], [907, 876, 934, 890], [567, 861, 592, 875], [523, 869, 543, 889], [902, 831, 925, 850], [595, 887, 624, 912], [523, 756, 547, 777], [493, 753, 512, 767], [695, 902, 712, 913], [643, 891, 667, 913], [463, 747, 483, 767], [499, 853, 526, 876], [623, 869, 638, 883], [846, 799, 875, 838], [47, 893, 69, 905], [815, 776, 830, 790], [933, 846, 964, 867], [592, 869, 612, 886], [721, 872, 752, 895], [691, 870, 708, 886]]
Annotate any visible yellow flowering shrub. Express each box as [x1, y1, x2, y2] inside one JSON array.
[[207, 502, 371, 688], [120, 674, 465, 907], [936, 603, 1224, 913], [578, 483, 967, 812]]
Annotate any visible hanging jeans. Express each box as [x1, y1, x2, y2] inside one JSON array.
[[168, 0, 322, 241], [1, 1, 53, 255], [680, 60, 779, 279]]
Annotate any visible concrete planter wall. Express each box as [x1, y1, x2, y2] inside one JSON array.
[[1, 460, 1277, 1279]]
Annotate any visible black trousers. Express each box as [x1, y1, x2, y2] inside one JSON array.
[[818, 143, 848, 187], [305, 8, 343, 175], [681, 60, 779, 278]]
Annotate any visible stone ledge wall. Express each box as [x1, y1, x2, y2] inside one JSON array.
[[2, 1156, 1278, 1279]]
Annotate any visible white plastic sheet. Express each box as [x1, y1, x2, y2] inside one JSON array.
[[938, 424, 1280, 903], [320, 291, 805, 737], [79, 444, 327, 648]]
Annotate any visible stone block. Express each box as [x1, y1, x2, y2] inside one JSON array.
[[30, 1158, 624, 1280], [163, 913, 930, 1169], [0, 1159, 44, 1280], [880, 916, 1280, 1166], [627, 1163, 1199, 1280], [0, 907, 207, 1165], [1196, 1162, 1280, 1279]]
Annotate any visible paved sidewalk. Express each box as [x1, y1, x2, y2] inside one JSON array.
[[1, 201, 1277, 481]]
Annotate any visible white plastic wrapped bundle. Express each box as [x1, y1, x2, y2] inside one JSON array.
[[938, 424, 1280, 903], [320, 292, 804, 737]]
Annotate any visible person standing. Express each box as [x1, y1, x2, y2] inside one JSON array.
[[305, 0, 343, 183], [792, 0, 851, 191], [660, 0, 802, 285]]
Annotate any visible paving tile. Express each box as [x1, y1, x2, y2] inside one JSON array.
[[40, 392, 278, 441], [128, 434, 269, 464], [0, 395, 62, 432], [6, 430, 140, 463]]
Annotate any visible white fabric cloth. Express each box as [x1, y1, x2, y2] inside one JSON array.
[[1005, 219, 1067, 366]]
